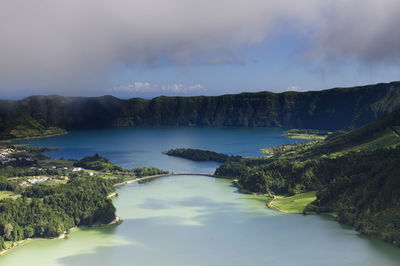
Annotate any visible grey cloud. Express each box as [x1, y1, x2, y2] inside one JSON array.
[[0, 0, 399, 92], [309, 0, 400, 64], [206, 56, 246, 66], [0, 0, 322, 91]]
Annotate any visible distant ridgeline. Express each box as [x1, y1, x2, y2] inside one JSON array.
[[216, 108, 400, 246], [1, 81, 400, 139]]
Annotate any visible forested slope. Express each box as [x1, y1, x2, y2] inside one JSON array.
[[215, 108, 400, 246], [1, 81, 400, 139]]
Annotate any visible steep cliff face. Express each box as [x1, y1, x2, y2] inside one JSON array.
[[1, 81, 400, 139]]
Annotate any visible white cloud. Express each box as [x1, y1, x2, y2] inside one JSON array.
[[110, 82, 205, 96]]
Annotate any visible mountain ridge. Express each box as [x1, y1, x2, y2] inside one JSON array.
[[1, 81, 400, 139]]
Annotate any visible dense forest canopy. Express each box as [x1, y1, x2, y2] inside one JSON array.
[[0, 177, 116, 243], [215, 108, 400, 246], [0, 148, 168, 250]]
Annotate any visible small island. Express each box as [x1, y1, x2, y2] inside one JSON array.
[[163, 148, 241, 163]]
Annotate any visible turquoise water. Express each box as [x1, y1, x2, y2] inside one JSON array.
[[18, 126, 298, 173], [2, 127, 399, 265], [1, 176, 400, 266]]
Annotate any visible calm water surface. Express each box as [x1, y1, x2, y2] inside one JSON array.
[[2, 127, 399, 265], [17, 126, 299, 172]]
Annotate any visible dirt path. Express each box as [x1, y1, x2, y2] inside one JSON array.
[[391, 128, 400, 138], [267, 194, 289, 213]]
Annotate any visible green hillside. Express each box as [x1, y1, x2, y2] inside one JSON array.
[[216, 108, 400, 246], [1, 82, 400, 140]]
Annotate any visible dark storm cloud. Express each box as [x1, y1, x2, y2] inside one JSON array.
[[0, 0, 399, 92]]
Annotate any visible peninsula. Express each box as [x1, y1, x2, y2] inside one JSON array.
[[0, 149, 167, 254]]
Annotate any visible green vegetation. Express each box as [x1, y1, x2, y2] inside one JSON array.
[[73, 154, 168, 180], [1, 82, 400, 140], [0, 191, 19, 200], [164, 148, 241, 163], [0, 101, 67, 140], [270, 191, 317, 213], [7, 126, 66, 141], [74, 153, 125, 172], [0, 146, 168, 252], [283, 129, 332, 140], [133, 167, 169, 177], [0, 176, 116, 246], [260, 141, 318, 158], [216, 108, 400, 246]]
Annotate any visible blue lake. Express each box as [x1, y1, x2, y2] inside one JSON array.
[[18, 126, 299, 172]]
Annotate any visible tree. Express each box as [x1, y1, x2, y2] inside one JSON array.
[[24, 225, 34, 238], [3, 223, 13, 240]]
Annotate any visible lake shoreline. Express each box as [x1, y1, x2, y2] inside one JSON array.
[[0, 173, 253, 258], [1, 173, 399, 265], [0, 173, 212, 258], [0, 131, 68, 144], [0, 217, 123, 257]]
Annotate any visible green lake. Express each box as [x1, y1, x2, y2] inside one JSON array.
[[2, 176, 400, 266], [2, 127, 400, 265]]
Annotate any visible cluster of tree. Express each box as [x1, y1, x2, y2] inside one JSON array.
[[133, 167, 169, 177], [306, 148, 400, 245], [216, 158, 317, 195], [216, 107, 400, 246], [73, 153, 125, 172], [0, 146, 172, 251], [0, 177, 116, 249], [74, 154, 169, 178], [0, 177, 20, 193], [164, 148, 241, 163], [0, 100, 66, 140], [216, 147, 400, 245], [0, 166, 67, 178], [1, 82, 400, 140]]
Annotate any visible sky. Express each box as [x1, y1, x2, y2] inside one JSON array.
[[0, 0, 400, 99]]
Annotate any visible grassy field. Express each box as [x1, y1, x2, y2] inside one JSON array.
[[4, 240, 13, 249], [328, 129, 400, 158], [38, 159, 75, 169], [84, 170, 128, 180], [272, 191, 317, 213], [283, 129, 331, 140], [284, 133, 326, 140], [0, 190, 19, 200]]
